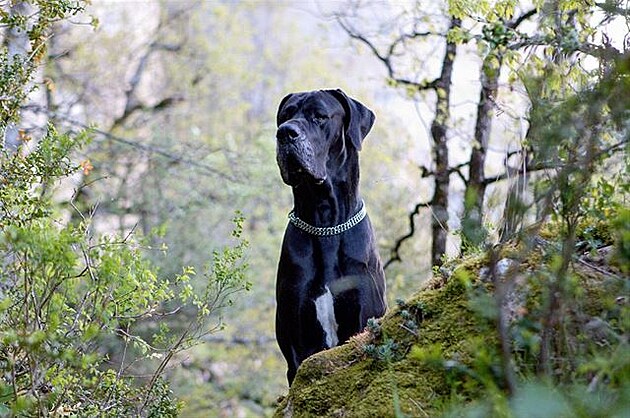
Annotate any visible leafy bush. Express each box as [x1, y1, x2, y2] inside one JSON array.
[[0, 129, 250, 416], [1, 3, 250, 415], [423, 51, 630, 417]]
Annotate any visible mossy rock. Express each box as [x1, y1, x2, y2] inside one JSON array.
[[274, 254, 489, 417], [274, 247, 627, 418]]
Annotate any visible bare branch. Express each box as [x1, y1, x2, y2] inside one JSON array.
[[452, 164, 468, 185], [23, 105, 235, 181], [507, 8, 537, 29], [387, 30, 436, 57], [483, 138, 628, 186], [595, 1, 630, 15], [508, 33, 622, 63], [337, 18, 439, 91], [380, 16, 461, 268], [508, 34, 548, 50], [577, 42, 622, 61], [201, 335, 276, 347], [420, 161, 470, 179], [111, 8, 188, 130], [383, 198, 432, 270]]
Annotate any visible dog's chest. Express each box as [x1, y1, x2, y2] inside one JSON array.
[[313, 286, 339, 348]]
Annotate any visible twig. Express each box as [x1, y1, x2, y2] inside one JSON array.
[[337, 18, 439, 92], [399, 323, 418, 336], [577, 257, 622, 279], [201, 335, 276, 346], [384, 199, 432, 270], [23, 105, 234, 181]]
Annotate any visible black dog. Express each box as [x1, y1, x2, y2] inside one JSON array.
[[274, 89, 387, 385]]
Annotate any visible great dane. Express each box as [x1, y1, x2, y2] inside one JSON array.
[[274, 89, 387, 385]]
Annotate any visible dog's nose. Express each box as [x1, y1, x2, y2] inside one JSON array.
[[276, 124, 300, 144]]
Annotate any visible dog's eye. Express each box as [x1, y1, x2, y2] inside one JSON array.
[[313, 113, 328, 124]]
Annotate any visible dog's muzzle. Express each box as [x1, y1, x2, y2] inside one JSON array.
[[276, 121, 326, 186]]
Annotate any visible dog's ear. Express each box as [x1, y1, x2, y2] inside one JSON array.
[[326, 89, 375, 151], [276, 93, 294, 127]]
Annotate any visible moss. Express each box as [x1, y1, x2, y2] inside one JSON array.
[[572, 259, 627, 318], [275, 244, 626, 418], [275, 254, 491, 418]]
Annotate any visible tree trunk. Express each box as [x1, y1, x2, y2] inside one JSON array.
[[462, 52, 502, 247], [430, 18, 460, 267]]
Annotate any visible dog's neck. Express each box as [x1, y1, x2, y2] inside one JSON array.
[[291, 153, 361, 228]]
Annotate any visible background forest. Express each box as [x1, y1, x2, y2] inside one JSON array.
[[0, 0, 628, 417]]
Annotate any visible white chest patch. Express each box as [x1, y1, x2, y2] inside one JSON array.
[[314, 286, 339, 348]]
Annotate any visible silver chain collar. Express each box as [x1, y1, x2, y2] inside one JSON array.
[[288, 200, 367, 236]]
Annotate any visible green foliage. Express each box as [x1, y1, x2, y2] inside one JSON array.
[[279, 233, 628, 417], [0, 3, 252, 416], [448, 0, 517, 21], [0, 1, 86, 128], [0, 133, 163, 415], [481, 22, 516, 50], [0, 124, 87, 225], [444, 379, 630, 418], [438, 54, 630, 417], [460, 188, 490, 252], [0, 132, 250, 415], [0, 51, 30, 126], [612, 208, 630, 274], [364, 337, 400, 363]]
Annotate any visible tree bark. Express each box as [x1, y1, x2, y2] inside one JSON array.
[[429, 18, 460, 267], [463, 52, 502, 246]]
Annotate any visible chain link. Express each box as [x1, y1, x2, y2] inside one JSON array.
[[287, 200, 367, 236]]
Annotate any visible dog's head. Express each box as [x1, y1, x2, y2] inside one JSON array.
[[275, 89, 375, 187]]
